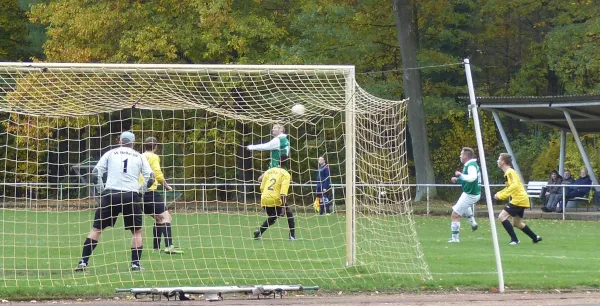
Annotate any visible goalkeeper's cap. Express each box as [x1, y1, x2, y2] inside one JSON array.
[[120, 131, 135, 144], [145, 137, 158, 145]]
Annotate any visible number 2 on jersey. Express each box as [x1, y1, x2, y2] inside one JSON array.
[[267, 178, 276, 190], [123, 158, 128, 173]]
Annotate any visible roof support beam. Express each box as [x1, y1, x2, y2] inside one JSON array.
[[563, 111, 599, 189], [559, 130, 566, 176], [554, 107, 600, 119], [483, 108, 567, 131], [478, 103, 551, 109], [532, 118, 596, 122], [552, 102, 600, 108], [492, 111, 525, 186]]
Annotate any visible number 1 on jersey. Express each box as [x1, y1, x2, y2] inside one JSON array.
[[123, 159, 128, 173]]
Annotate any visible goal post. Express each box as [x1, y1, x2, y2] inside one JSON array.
[[0, 62, 430, 294], [344, 70, 356, 267]]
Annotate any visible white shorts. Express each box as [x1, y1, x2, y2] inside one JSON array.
[[452, 192, 481, 216]]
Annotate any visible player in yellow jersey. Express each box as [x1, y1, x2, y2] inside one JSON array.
[[494, 153, 542, 245], [141, 137, 183, 254], [253, 154, 296, 240]]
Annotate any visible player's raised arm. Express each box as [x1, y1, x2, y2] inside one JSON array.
[[247, 137, 280, 151]]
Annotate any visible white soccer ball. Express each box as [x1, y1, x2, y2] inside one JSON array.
[[291, 104, 306, 116]]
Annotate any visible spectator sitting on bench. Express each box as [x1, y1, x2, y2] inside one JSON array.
[[555, 168, 591, 213], [560, 170, 574, 186], [541, 170, 562, 212], [543, 170, 573, 212]]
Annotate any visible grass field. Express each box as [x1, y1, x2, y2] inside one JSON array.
[[1, 209, 600, 299]]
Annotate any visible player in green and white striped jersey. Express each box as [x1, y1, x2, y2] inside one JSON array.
[[247, 124, 290, 174], [449, 147, 481, 243]]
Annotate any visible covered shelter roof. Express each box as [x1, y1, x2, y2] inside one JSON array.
[[459, 93, 600, 195], [464, 94, 600, 133]]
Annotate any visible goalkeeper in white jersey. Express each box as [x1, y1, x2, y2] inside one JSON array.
[[448, 147, 480, 243], [75, 131, 153, 272]]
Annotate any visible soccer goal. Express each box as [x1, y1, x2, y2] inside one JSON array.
[[0, 62, 430, 294]]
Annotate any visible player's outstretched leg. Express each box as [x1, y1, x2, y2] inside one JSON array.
[[467, 206, 478, 231], [449, 220, 460, 243], [498, 211, 519, 244], [255, 216, 278, 239], [152, 224, 161, 250], [77, 197, 109, 271], [514, 217, 542, 244], [163, 222, 184, 254], [75, 232, 99, 271], [448, 205, 463, 243], [130, 229, 144, 271], [285, 206, 296, 240], [153, 209, 183, 254]]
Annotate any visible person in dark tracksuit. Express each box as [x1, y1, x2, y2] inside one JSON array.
[[315, 156, 331, 215]]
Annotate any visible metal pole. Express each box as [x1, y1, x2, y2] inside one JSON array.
[[332, 187, 336, 213], [562, 186, 566, 221], [559, 130, 566, 176], [426, 186, 430, 216], [243, 184, 247, 213], [464, 58, 505, 293], [378, 186, 382, 213], [201, 185, 205, 212], [344, 70, 356, 267], [564, 111, 599, 187]]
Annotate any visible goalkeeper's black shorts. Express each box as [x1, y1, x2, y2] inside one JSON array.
[[93, 189, 142, 231]]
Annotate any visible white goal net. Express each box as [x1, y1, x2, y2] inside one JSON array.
[[0, 62, 430, 293]]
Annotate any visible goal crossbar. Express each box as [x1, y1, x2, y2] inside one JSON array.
[[0, 62, 354, 74]]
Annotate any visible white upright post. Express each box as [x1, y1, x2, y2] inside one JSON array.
[[345, 69, 356, 267], [464, 59, 505, 293]]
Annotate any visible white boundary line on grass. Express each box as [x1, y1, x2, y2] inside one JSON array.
[[517, 254, 600, 260], [433, 270, 596, 275]]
